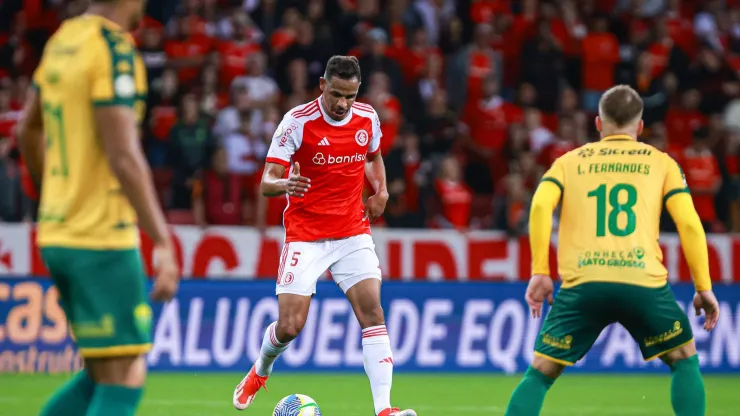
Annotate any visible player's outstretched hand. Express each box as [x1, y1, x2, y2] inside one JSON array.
[[286, 162, 311, 197], [525, 274, 554, 319], [151, 243, 180, 302], [693, 290, 720, 331], [363, 192, 388, 222]]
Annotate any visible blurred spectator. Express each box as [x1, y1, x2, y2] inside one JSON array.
[[223, 112, 266, 183], [138, 21, 167, 89], [433, 156, 472, 230], [217, 11, 261, 89], [165, 13, 211, 86], [406, 53, 444, 128], [538, 116, 578, 168], [213, 82, 253, 140], [0, 135, 21, 222], [525, 108, 554, 155], [521, 18, 563, 113], [168, 93, 215, 209], [631, 52, 669, 126], [582, 15, 620, 113], [146, 68, 180, 167], [383, 127, 424, 228], [679, 127, 721, 231], [192, 147, 250, 227], [665, 89, 706, 149], [361, 72, 401, 156], [0, 86, 21, 140], [463, 75, 523, 156], [357, 28, 403, 98]]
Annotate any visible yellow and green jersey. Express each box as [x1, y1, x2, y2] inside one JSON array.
[[33, 15, 147, 249], [541, 135, 689, 288]]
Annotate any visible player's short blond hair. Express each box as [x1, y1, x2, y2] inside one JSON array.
[[598, 85, 644, 128]]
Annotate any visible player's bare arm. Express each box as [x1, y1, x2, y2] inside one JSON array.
[[363, 152, 388, 222], [17, 86, 45, 188], [260, 161, 311, 198], [665, 191, 720, 331], [96, 106, 179, 301], [526, 179, 561, 317]]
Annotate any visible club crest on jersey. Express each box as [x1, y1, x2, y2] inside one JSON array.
[[355, 129, 369, 146]]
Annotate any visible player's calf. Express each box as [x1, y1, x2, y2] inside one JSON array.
[[505, 356, 562, 416], [234, 294, 311, 410], [84, 355, 147, 416], [661, 342, 706, 416]]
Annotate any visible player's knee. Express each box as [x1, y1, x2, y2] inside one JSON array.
[[276, 316, 306, 341], [86, 354, 147, 387], [356, 304, 384, 328], [660, 342, 698, 367], [531, 356, 565, 380]]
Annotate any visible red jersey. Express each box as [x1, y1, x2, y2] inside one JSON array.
[[265, 98, 382, 242]]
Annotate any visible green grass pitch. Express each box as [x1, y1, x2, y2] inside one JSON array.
[[1, 373, 738, 415]]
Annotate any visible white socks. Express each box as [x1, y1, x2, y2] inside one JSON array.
[[255, 322, 291, 377], [362, 325, 393, 414]]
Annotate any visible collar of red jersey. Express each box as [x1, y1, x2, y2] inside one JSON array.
[[601, 134, 635, 142]]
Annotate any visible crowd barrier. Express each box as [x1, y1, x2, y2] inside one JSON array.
[[1, 278, 739, 374]]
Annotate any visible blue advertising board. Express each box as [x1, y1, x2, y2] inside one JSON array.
[[0, 278, 738, 374]]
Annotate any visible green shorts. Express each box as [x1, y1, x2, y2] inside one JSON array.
[[535, 282, 693, 366], [41, 247, 152, 358]]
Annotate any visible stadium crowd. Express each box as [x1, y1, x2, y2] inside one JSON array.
[[2, 0, 740, 234]]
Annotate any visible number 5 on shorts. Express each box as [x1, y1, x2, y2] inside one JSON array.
[[278, 251, 301, 285], [291, 252, 301, 266]]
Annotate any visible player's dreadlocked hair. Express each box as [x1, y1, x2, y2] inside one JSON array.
[[324, 56, 361, 82], [598, 85, 644, 128]]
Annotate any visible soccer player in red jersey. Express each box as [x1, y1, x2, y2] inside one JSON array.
[[232, 56, 416, 416]]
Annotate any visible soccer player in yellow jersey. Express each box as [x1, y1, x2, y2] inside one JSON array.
[[17, 1, 179, 415], [505, 85, 721, 416]]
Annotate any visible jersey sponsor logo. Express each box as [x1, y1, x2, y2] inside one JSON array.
[[114, 75, 136, 98], [313, 153, 326, 165], [577, 249, 646, 270], [578, 148, 595, 158], [599, 148, 653, 156], [318, 137, 330, 146], [278, 122, 299, 147], [355, 129, 369, 146], [312, 152, 367, 166]]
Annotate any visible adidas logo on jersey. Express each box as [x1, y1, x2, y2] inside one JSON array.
[[318, 137, 330, 146]]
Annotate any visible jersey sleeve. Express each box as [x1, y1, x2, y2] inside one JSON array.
[[540, 156, 566, 193], [90, 29, 139, 108], [265, 114, 302, 167], [368, 109, 382, 156], [662, 155, 689, 204]]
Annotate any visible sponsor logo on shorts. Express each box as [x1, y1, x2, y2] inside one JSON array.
[[71, 315, 115, 339], [577, 250, 646, 270], [644, 321, 683, 347], [541, 333, 573, 350], [312, 152, 366, 166]]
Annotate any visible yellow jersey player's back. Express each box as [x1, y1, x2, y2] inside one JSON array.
[[544, 136, 687, 288], [33, 14, 147, 249], [505, 85, 719, 416]]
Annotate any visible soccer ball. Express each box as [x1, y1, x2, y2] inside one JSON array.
[[273, 394, 322, 416]]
